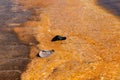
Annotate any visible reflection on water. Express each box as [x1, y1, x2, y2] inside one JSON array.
[[97, 0, 120, 16]]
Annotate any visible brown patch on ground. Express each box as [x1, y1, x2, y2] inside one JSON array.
[[14, 0, 120, 80]]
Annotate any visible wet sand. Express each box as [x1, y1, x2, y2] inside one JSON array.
[[0, 0, 31, 80], [14, 0, 120, 80]]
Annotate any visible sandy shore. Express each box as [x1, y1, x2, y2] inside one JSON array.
[[14, 0, 120, 80]]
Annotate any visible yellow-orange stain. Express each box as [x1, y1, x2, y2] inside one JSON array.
[[14, 0, 120, 80]]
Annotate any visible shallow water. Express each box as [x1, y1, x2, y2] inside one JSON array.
[[0, 0, 31, 80], [0, 0, 31, 27]]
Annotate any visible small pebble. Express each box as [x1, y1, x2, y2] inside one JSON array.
[[37, 50, 54, 58], [51, 35, 66, 42]]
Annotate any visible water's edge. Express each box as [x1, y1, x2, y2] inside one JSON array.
[[0, 0, 32, 80]]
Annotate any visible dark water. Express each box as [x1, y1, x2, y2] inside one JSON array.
[[0, 0, 31, 80], [0, 0, 31, 27], [97, 0, 120, 16]]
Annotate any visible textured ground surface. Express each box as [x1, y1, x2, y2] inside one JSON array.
[[0, 0, 31, 80], [13, 0, 120, 80]]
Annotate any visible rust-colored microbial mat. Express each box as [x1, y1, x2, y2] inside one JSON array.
[[14, 0, 120, 80]]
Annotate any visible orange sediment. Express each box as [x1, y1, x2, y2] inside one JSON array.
[[14, 0, 120, 80]]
